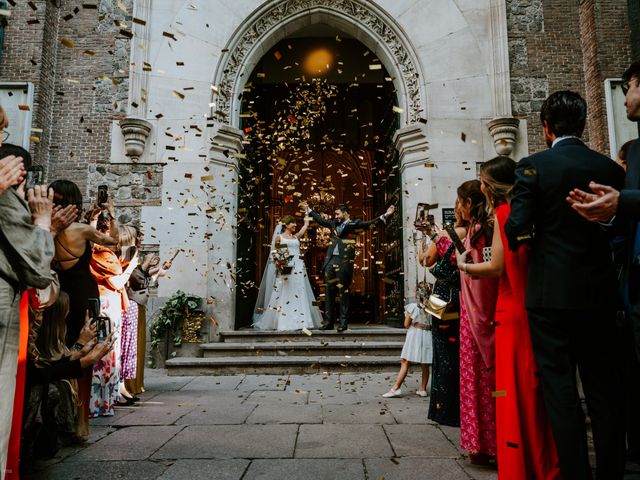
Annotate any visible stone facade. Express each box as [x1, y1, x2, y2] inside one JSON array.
[[0, 0, 636, 332]]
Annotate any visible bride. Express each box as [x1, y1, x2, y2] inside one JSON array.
[[252, 214, 323, 331]]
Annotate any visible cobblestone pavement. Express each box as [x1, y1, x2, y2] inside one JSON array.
[[24, 370, 640, 480]]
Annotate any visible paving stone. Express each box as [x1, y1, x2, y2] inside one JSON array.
[[457, 459, 499, 479], [67, 426, 183, 461], [244, 459, 365, 480], [88, 407, 133, 426], [245, 389, 309, 405], [247, 404, 322, 424], [322, 402, 396, 424], [365, 458, 471, 480], [152, 425, 298, 459], [157, 459, 250, 480], [384, 424, 460, 458], [181, 376, 245, 391], [385, 398, 431, 424], [177, 403, 258, 425], [236, 375, 289, 392], [39, 460, 167, 480], [439, 424, 462, 452], [113, 404, 197, 426], [308, 390, 364, 405], [295, 424, 393, 458], [145, 374, 195, 391]]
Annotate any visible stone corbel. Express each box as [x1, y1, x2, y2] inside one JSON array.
[[119, 118, 152, 161], [487, 117, 520, 156]]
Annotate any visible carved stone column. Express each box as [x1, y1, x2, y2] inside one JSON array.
[[206, 124, 244, 333], [394, 123, 430, 300], [487, 117, 520, 156], [119, 118, 152, 161]]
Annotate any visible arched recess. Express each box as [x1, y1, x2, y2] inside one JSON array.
[[211, 0, 427, 128]]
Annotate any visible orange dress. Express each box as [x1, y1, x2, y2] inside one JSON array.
[[495, 204, 561, 479]]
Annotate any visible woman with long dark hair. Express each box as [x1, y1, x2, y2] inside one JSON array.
[[420, 202, 467, 427], [48, 180, 118, 437], [456, 156, 561, 478], [456, 179, 499, 466]]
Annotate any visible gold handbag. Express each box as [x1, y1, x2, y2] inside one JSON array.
[[423, 283, 459, 320]]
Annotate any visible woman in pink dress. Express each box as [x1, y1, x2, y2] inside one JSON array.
[[456, 179, 499, 466], [456, 156, 561, 479]]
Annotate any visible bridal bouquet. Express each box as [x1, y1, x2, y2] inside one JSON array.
[[272, 246, 294, 275]]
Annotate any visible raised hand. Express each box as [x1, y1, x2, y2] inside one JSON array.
[[51, 204, 78, 236], [299, 200, 309, 211], [27, 185, 54, 231], [0, 155, 25, 193], [385, 205, 396, 217], [77, 310, 97, 345]]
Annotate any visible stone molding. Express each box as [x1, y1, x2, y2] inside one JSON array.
[[393, 123, 430, 172], [214, 0, 426, 126], [489, 0, 513, 117], [119, 118, 152, 161], [127, 0, 151, 118], [487, 117, 520, 156], [209, 124, 245, 170]]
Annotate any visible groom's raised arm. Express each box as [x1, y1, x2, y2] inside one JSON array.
[[307, 208, 334, 228], [352, 205, 396, 229]]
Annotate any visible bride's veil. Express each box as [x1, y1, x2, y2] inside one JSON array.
[[252, 222, 284, 329]]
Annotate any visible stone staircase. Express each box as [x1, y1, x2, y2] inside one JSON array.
[[164, 326, 406, 375]]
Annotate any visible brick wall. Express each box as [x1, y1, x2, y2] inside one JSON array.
[[507, 0, 633, 156]]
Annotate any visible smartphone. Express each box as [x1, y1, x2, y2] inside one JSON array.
[[427, 214, 435, 226], [97, 184, 108, 205], [87, 298, 100, 321], [26, 166, 44, 190], [444, 223, 466, 254], [96, 316, 111, 343]]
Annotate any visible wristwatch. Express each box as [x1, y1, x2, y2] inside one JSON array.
[[72, 342, 84, 351]]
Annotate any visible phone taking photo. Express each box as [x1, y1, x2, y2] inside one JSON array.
[[88, 298, 100, 321], [443, 223, 466, 254], [97, 184, 108, 205], [96, 316, 111, 343], [26, 166, 44, 190]]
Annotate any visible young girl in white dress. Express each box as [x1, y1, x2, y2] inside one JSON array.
[[382, 301, 433, 397], [252, 215, 323, 331]]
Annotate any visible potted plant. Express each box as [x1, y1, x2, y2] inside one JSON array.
[[150, 291, 202, 364]]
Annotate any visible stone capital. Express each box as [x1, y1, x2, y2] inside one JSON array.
[[393, 123, 429, 172], [487, 117, 520, 156], [209, 124, 245, 169], [119, 118, 152, 161]]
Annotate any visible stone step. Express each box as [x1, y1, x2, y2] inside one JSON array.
[[200, 341, 404, 358], [219, 327, 405, 344], [165, 355, 402, 375]]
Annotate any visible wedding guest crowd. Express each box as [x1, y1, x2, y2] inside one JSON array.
[[0, 117, 170, 477], [384, 62, 640, 480]]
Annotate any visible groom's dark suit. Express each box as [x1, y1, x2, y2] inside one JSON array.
[[308, 210, 385, 329], [505, 137, 626, 480]]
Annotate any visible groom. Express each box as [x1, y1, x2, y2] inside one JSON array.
[[301, 201, 395, 332]]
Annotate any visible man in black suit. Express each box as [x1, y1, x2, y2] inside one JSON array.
[[569, 61, 640, 464], [505, 91, 626, 479], [301, 202, 395, 332]]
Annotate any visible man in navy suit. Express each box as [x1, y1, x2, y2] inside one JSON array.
[[301, 201, 395, 332], [569, 61, 640, 466], [505, 91, 626, 479]]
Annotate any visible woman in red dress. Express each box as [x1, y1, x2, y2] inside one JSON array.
[[456, 156, 561, 479]]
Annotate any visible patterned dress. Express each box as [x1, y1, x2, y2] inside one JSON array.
[[89, 245, 127, 417], [120, 299, 139, 380], [459, 224, 499, 456], [427, 237, 461, 427]]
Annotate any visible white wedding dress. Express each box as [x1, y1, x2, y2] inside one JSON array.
[[253, 235, 323, 331]]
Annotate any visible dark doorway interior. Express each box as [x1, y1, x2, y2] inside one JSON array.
[[235, 29, 404, 329]]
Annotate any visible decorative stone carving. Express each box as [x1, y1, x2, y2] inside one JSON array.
[[487, 117, 520, 156], [215, 0, 425, 124], [119, 118, 152, 161]]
